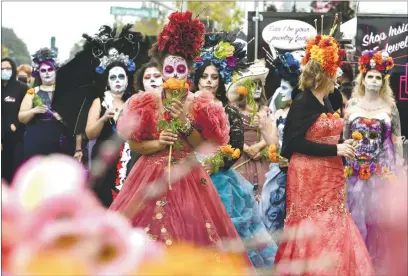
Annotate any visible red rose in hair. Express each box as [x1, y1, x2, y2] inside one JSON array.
[[376, 64, 386, 71]]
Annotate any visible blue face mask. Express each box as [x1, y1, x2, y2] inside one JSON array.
[[1, 69, 12, 81]]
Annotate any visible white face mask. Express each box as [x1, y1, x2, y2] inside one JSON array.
[[253, 80, 263, 99], [198, 65, 219, 96], [143, 67, 162, 92], [108, 66, 128, 94], [39, 63, 56, 85], [277, 79, 293, 102], [162, 55, 188, 81], [363, 70, 383, 94]]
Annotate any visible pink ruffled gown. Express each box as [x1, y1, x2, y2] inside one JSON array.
[[109, 91, 251, 263]]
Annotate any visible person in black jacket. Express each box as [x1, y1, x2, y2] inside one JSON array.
[[1, 57, 28, 182]]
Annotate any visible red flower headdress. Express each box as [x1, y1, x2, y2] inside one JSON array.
[[358, 49, 394, 80], [302, 15, 346, 78], [157, 11, 206, 61]]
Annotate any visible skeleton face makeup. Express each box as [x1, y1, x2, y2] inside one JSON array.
[[39, 63, 56, 85], [274, 79, 293, 110], [143, 67, 163, 92], [162, 55, 188, 80], [108, 66, 128, 94], [198, 65, 219, 96], [363, 70, 383, 94], [253, 79, 263, 99]]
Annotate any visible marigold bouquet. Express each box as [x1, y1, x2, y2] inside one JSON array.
[[157, 78, 190, 190], [204, 145, 241, 173]]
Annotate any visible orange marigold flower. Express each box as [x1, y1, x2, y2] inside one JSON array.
[[27, 88, 35, 95], [327, 112, 333, 118], [333, 112, 340, 119], [268, 144, 277, 153], [221, 145, 234, 154], [320, 113, 328, 118], [163, 78, 189, 90], [236, 86, 248, 96], [269, 152, 278, 163], [352, 131, 363, 140], [232, 148, 241, 159], [359, 164, 371, 180]]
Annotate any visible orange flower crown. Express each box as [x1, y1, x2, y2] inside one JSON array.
[[303, 35, 346, 78], [358, 50, 394, 80]]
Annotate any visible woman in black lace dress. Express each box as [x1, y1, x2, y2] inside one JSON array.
[[191, 32, 277, 268]]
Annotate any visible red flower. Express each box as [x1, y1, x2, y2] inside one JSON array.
[[164, 111, 172, 121], [315, 35, 322, 44], [376, 64, 386, 71], [327, 112, 333, 118], [141, 132, 150, 139]]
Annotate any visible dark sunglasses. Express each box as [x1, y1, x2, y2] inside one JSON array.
[[40, 68, 55, 73]]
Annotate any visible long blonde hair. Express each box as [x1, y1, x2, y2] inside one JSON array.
[[351, 72, 395, 105]]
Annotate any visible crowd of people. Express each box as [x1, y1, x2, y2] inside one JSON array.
[[2, 9, 406, 276]]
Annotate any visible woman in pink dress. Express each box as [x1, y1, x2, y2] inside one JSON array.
[[275, 33, 374, 275], [109, 11, 250, 263]]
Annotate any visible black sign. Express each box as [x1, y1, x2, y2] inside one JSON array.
[[355, 14, 408, 74]]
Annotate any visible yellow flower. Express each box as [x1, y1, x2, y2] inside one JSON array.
[[135, 243, 247, 276], [214, 41, 235, 59], [268, 144, 277, 153], [232, 149, 241, 159], [333, 112, 340, 119], [320, 113, 328, 118], [221, 145, 234, 154]]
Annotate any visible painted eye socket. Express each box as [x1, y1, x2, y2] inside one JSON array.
[[368, 131, 378, 139], [164, 65, 174, 74], [176, 64, 186, 74]]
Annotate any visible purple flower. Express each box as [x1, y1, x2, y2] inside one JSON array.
[[369, 162, 376, 172], [226, 56, 237, 67]]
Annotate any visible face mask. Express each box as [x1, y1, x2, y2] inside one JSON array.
[[39, 64, 56, 85], [198, 65, 219, 96], [1, 69, 12, 81], [364, 71, 383, 94], [143, 67, 163, 92], [18, 76, 28, 83], [162, 55, 188, 81], [108, 66, 128, 94]]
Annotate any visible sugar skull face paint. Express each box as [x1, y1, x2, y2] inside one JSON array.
[[198, 65, 219, 96], [39, 63, 56, 85], [143, 67, 163, 92], [363, 70, 383, 94], [162, 55, 188, 81], [108, 66, 128, 94]]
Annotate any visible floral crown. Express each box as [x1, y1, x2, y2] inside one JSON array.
[[303, 35, 345, 78], [302, 15, 345, 79], [95, 48, 136, 75], [269, 52, 301, 88], [83, 24, 142, 75], [193, 30, 247, 84], [157, 11, 205, 61], [358, 49, 394, 80], [31, 48, 59, 78]]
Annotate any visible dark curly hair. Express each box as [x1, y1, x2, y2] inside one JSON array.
[[133, 60, 161, 92]]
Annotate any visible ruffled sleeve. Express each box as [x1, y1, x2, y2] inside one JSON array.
[[117, 93, 159, 142], [190, 91, 230, 146]]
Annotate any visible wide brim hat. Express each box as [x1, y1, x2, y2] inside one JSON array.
[[226, 59, 269, 102]]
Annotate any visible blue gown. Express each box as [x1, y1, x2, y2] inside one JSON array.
[[259, 116, 287, 234], [201, 105, 277, 268]]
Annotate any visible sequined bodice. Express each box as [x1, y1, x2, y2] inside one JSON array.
[[305, 115, 343, 144]]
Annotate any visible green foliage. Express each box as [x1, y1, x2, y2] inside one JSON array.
[[243, 78, 258, 125], [134, 17, 166, 36], [174, 1, 244, 31], [1, 27, 31, 65]]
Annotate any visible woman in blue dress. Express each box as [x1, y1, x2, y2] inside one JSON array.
[[192, 31, 277, 268], [258, 52, 301, 237]]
